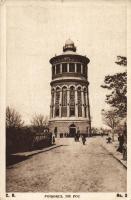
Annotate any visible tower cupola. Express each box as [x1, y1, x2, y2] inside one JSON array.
[[63, 39, 76, 52]]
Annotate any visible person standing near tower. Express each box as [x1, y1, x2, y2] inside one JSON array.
[[81, 134, 86, 145]]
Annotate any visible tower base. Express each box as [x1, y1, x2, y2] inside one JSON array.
[[49, 118, 90, 138]]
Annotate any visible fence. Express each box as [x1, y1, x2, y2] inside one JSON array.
[[6, 127, 52, 155]]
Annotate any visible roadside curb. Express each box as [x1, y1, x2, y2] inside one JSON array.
[[12, 144, 63, 158], [101, 144, 127, 169], [29, 144, 63, 157]]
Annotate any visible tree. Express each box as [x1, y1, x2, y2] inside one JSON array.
[[101, 56, 127, 118], [101, 109, 120, 141], [6, 106, 24, 128], [31, 114, 48, 132], [115, 56, 127, 66]]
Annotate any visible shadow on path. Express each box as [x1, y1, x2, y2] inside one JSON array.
[[6, 154, 29, 167], [6, 144, 68, 167]]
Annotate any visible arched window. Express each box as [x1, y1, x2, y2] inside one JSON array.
[[84, 107, 87, 118], [62, 86, 67, 117], [77, 87, 82, 117], [62, 87, 67, 106], [51, 89, 55, 105], [83, 88, 87, 117], [55, 87, 60, 117], [83, 88, 87, 105], [70, 86, 75, 116], [51, 89, 55, 118]]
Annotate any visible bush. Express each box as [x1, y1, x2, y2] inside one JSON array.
[[6, 127, 52, 154]]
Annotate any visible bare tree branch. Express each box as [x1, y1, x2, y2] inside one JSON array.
[[6, 106, 24, 128], [102, 109, 120, 130], [31, 114, 48, 132]]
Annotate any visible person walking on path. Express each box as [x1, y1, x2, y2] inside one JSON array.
[[81, 134, 86, 145], [117, 132, 124, 153], [77, 128, 80, 141], [74, 128, 80, 142], [52, 133, 55, 145]]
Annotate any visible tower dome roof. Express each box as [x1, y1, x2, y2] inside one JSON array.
[[65, 39, 74, 45], [63, 39, 76, 52]]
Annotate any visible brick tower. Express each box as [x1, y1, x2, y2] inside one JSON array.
[[49, 39, 91, 137]]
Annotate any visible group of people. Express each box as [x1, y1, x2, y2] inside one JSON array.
[[52, 129, 87, 145], [105, 127, 127, 160], [74, 131, 87, 145]]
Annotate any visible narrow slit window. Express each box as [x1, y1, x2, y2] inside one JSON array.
[[69, 63, 75, 72], [56, 64, 60, 74], [77, 63, 81, 73], [83, 64, 87, 75], [62, 63, 67, 73], [52, 65, 55, 75]]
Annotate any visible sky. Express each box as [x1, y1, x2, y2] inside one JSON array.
[[6, 0, 127, 127]]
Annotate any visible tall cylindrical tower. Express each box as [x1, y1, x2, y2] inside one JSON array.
[[49, 39, 91, 137]]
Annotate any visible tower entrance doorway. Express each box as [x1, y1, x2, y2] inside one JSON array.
[[69, 124, 76, 137]]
